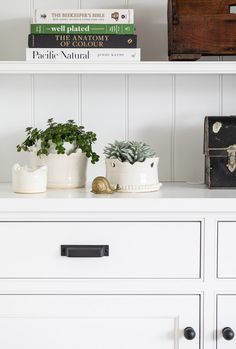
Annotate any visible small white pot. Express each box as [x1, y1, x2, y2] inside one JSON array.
[[106, 157, 161, 193], [28, 150, 87, 189], [12, 164, 47, 194]]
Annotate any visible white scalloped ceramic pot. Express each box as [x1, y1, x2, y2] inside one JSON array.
[[28, 150, 87, 189], [105, 157, 161, 193], [12, 164, 47, 194]]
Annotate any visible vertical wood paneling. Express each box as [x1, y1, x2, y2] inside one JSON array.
[[129, 75, 173, 181], [34, 75, 79, 127], [222, 75, 236, 115], [82, 75, 126, 181], [0, 76, 31, 181], [0, 0, 29, 60], [174, 75, 220, 183]]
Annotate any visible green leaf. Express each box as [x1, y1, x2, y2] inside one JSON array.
[[17, 118, 99, 164], [104, 140, 156, 164]]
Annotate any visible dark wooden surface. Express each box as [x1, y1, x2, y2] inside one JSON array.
[[168, 0, 236, 60]]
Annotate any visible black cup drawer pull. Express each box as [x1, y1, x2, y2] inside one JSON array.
[[61, 245, 109, 258]]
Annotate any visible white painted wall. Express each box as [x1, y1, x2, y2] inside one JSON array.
[[0, 0, 235, 183]]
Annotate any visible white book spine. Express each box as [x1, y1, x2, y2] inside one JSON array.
[[26, 48, 141, 62], [33, 9, 134, 24]]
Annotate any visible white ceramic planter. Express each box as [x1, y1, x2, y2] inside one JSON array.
[[28, 150, 87, 189], [106, 157, 161, 193], [12, 164, 47, 194]]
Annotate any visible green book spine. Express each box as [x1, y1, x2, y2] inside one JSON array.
[[31, 24, 135, 35]]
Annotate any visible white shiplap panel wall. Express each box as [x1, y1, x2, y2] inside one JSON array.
[[0, 0, 31, 181], [34, 75, 79, 127], [0, 0, 29, 60], [0, 0, 236, 183], [129, 75, 173, 181], [129, 0, 168, 61], [0, 76, 32, 181], [33, 0, 80, 10], [222, 76, 236, 115], [174, 75, 220, 183], [81, 74, 126, 179]]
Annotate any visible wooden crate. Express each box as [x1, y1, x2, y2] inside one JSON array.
[[168, 0, 236, 60]]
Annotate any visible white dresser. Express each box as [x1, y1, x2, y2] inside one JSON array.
[[0, 182, 235, 349]]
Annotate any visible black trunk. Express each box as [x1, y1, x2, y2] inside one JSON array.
[[204, 116, 236, 188]]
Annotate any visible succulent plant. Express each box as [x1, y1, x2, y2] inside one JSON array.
[[104, 140, 156, 164]]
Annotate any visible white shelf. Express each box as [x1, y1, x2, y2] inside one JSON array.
[[1, 61, 236, 74], [0, 182, 236, 213]]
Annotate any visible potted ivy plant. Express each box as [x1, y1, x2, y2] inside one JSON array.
[[104, 140, 161, 192], [17, 118, 99, 188]]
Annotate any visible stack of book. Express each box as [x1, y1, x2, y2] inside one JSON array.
[[26, 9, 140, 62]]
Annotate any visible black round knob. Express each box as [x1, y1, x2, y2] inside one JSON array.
[[223, 327, 235, 341], [184, 327, 196, 340]]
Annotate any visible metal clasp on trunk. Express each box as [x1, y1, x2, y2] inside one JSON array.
[[227, 145, 236, 173]]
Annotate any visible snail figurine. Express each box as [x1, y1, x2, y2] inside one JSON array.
[[91, 176, 115, 194]]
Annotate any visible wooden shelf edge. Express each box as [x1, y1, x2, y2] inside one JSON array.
[[0, 61, 236, 74]]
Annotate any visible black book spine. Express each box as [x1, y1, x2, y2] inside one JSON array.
[[28, 34, 137, 48]]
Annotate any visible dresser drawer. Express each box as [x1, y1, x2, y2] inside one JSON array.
[[218, 222, 236, 278], [0, 221, 201, 279], [0, 295, 200, 349], [217, 295, 236, 348]]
